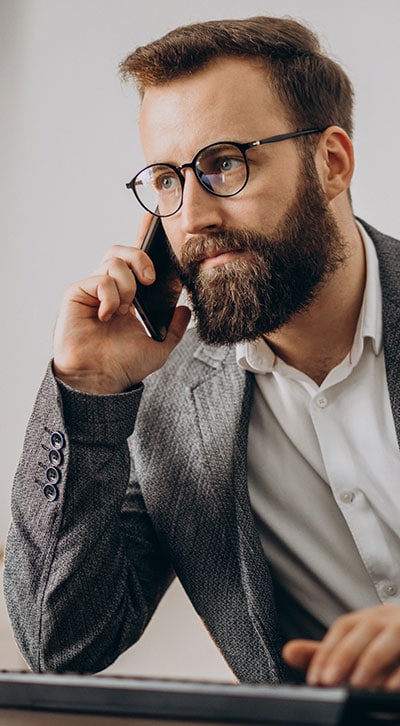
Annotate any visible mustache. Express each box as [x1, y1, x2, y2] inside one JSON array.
[[178, 229, 260, 272]]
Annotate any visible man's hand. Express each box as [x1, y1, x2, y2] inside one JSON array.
[[282, 604, 400, 691], [53, 216, 190, 394]]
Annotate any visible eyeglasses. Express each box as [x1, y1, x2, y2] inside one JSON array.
[[126, 127, 324, 218]]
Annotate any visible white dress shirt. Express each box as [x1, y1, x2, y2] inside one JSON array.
[[237, 224, 400, 641]]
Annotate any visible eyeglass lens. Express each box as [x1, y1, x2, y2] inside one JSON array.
[[134, 164, 182, 217], [132, 142, 248, 216]]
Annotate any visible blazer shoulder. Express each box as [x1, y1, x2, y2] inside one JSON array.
[[359, 218, 400, 249]]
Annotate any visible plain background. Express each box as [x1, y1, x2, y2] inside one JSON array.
[[1, 0, 399, 677]]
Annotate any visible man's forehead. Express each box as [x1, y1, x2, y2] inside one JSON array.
[[140, 56, 274, 105], [138, 57, 288, 161]]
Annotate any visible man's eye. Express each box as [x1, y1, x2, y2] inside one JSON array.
[[215, 156, 243, 173], [154, 175, 179, 192]]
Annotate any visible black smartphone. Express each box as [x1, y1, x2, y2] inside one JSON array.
[[133, 215, 182, 341]]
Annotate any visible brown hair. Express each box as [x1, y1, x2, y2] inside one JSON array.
[[120, 16, 354, 137]]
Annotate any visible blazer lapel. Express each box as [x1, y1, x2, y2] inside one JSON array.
[[187, 343, 286, 682], [190, 343, 250, 508]]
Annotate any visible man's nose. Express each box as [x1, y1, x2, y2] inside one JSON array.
[[178, 168, 225, 235]]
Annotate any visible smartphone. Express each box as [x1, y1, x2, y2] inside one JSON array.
[[133, 215, 182, 341]]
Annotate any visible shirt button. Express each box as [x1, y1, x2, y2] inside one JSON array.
[[383, 583, 398, 597], [316, 395, 328, 408], [340, 490, 355, 503]]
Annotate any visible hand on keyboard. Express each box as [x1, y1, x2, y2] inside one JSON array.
[[282, 603, 400, 691]]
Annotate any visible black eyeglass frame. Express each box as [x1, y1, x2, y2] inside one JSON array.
[[126, 127, 325, 218]]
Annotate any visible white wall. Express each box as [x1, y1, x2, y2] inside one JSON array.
[[1, 0, 399, 677]]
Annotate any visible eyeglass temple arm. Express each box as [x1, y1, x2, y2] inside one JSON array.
[[244, 127, 325, 151]]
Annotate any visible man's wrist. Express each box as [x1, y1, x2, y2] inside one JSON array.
[[52, 363, 140, 395]]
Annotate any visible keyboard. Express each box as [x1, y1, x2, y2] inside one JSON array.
[[0, 671, 399, 724]]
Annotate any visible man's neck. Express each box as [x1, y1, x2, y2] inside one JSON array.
[[263, 220, 366, 386]]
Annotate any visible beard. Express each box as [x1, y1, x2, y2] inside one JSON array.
[[174, 156, 348, 345]]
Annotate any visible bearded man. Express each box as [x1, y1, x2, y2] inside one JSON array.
[[5, 16, 400, 690]]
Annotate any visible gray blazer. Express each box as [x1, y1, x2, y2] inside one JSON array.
[[4, 221, 400, 683]]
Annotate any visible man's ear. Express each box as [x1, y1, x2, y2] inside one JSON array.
[[314, 126, 354, 201]]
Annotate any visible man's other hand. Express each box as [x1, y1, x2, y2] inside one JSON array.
[[282, 603, 400, 691]]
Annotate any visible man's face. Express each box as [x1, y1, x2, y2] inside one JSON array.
[[139, 57, 346, 344]]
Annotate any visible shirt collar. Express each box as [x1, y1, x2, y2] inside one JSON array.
[[237, 221, 383, 375]]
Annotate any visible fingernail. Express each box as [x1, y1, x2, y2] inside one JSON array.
[[118, 303, 130, 315], [143, 266, 155, 280]]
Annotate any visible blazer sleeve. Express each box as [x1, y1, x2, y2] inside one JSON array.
[[3, 363, 174, 673]]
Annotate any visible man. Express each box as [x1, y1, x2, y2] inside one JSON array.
[[4, 16, 400, 689]]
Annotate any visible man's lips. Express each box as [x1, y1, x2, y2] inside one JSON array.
[[198, 249, 245, 270]]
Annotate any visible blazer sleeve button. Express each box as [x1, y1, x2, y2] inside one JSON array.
[[49, 448, 63, 466], [45, 466, 61, 485], [50, 431, 65, 450], [42, 483, 58, 501]]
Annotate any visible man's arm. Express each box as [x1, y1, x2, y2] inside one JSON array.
[[4, 363, 175, 672], [4, 218, 190, 672]]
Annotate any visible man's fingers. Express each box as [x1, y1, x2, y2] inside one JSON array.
[[86, 248, 159, 323], [304, 613, 358, 685], [350, 627, 400, 688], [97, 257, 138, 312], [296, 606, 400, 689], [385, 665, 400, 692], [66, 270, 132, 323], [282, 640, 319, 672], [95, 276, 128, 322], [100, 245, 156, 285], [309, 621, 381, 686]]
